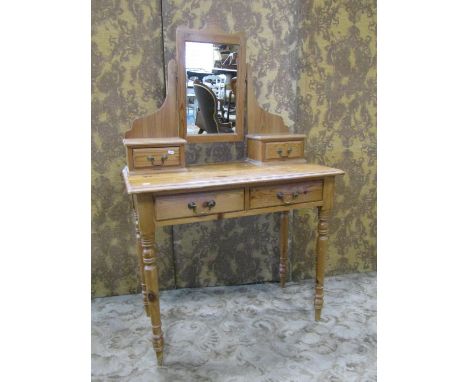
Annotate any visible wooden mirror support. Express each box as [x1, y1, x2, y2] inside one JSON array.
[[123, 24, 305, 169], [123, 60, 186, 174], [176, 22, 246, 143], [245, 64, 307, 164]]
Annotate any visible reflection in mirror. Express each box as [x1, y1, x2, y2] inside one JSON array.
[[185, 42, 239, 135]]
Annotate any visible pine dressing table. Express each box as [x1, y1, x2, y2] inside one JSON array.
[[122, 23, 344, 366]]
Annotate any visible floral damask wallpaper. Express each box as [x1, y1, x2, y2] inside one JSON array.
[[91, 0, 175, 296], [91, 0, 376, 297]]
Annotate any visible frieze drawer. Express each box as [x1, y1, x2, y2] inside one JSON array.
[[249, 181, 323, 209], [155, 189, 245, 221], [133, 147, 180, 169]]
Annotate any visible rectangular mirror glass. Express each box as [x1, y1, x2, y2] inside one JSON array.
[[176, 24, 246, 143], [185, 42, 239, 136]]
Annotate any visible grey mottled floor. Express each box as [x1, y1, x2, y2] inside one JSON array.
[[92, 273, 376, 381]]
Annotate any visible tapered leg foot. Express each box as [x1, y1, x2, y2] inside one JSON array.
[[314, 284, 324, 321], [152, 323, 164, 367], [279, 211, 288, 288], [315, 207, 329, 321], [315, 308, 322, 321], [136, 194, 164, 367], [156, 351, 164, 367], [132, 200, 150, 317]]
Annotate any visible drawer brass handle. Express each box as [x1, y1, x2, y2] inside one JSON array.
[[146, 155, 156, 164], [277, 191, 300, 205], [277, 192, 291, 205], [161, 154, 168, 163], [187, 202, 197, 213], [205, 200, 216, 210], [277, 147, 292, 157]]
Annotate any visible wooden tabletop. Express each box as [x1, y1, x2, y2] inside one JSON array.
[[123, 161, 344, 194], [246, 133, 307, 141]]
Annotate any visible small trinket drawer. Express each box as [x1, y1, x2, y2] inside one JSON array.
[[123, 137, 187, 173], [246, 133, 306, 163]]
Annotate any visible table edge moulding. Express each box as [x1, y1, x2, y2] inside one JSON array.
[[121, 21, 345, 367]]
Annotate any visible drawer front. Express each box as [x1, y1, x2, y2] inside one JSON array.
[[133, 147, 180, 169], [156, 189, 245, 221], [265, 141, 303, 160], [250, 181, 323, 209]]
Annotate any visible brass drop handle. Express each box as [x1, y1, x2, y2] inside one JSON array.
[[187, 201, 197, 213], [277, 147, 292, 157], [161, 154, 168, 163], [146, 155, 156, 165], [205, 200, 216, 210], [277, 191, 300, 205], [276, 192, 291, 205]]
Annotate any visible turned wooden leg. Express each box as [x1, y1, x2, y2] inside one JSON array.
[[132, 199, 149, 317], [315, 206, 329, 321], [314, 177, 335, 321], [136, 194, 164, 366], [279, 211, 289, 288]]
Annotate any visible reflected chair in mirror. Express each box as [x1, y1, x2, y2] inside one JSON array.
[[193, 80, 234, 134]]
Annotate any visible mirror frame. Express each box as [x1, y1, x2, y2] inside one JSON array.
[[176, 23, 246, 143]]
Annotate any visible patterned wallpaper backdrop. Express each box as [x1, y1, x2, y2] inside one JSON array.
[[91, 0, 376, 297]]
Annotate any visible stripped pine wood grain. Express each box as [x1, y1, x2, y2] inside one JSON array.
[[120, 21, 345, 367], [155, 189, 245, 221], [122, 162, 343, 194], [249, 181, 323, 209]]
